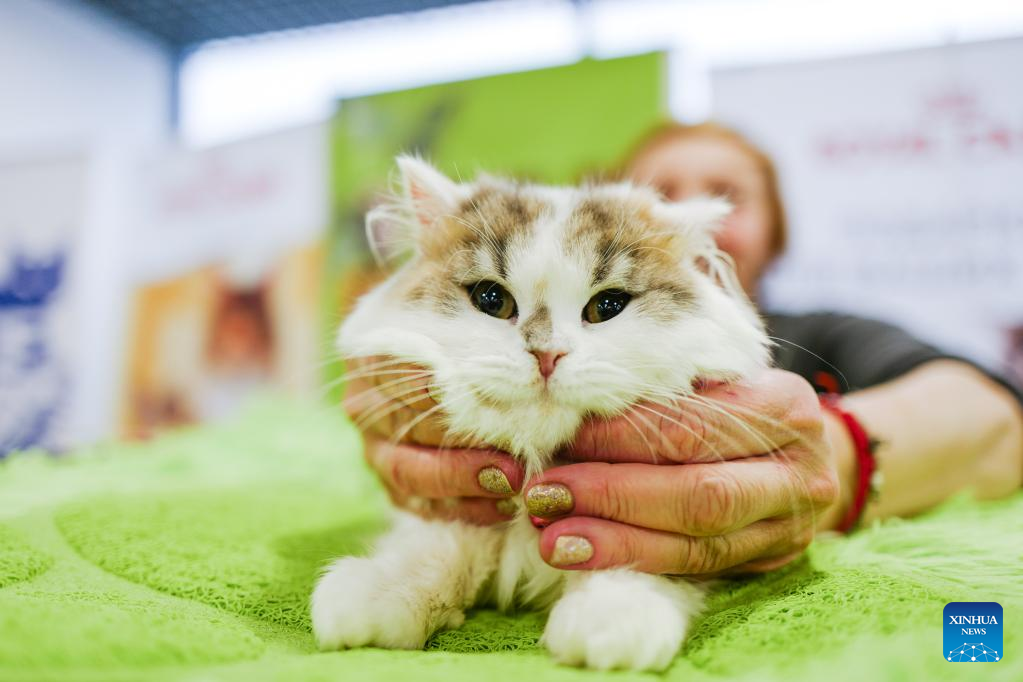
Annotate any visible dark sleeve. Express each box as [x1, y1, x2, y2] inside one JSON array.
[[764, 312, 1023, 405]]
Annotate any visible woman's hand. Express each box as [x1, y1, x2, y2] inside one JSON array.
[[527, 370, 844, 574], [344, 358, 525, 525], [346, 358, 845, 574]]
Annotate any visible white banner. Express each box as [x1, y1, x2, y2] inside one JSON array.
[[129, 123, 328, 285], [713, 38, 1023, 374]]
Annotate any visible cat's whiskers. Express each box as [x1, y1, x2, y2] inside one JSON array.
[[352, 381, 443, 432], [612, 229, 683, 261], [342, 367, 431, 383], [624, 378, 759, 458], [622, 408, 675, 464], [677, 395, 815, 534], [389, 402, 446, 449], [450, 209, 505, 272], [668, 393, 776, 460], [320, 366, 416, 395], [441, 246, 479, 281], [765, 335, 851, 392], [319, 355, 415, 380], [595, 212, 630, 279], [627, 244, 678, 260], [318, 365, 429, 402], [631, 402, 727, 464], [342, 355, 418, 371]]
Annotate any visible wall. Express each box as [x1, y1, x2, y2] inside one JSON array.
[[713, 38, 1023, 376], [0, 0, 172, 156], [0, 0, 172, 449]]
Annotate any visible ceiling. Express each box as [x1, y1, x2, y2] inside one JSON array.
[[76, 0, 505, 49]]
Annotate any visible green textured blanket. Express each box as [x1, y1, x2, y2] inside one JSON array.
[[1, 398, 1019, 681]]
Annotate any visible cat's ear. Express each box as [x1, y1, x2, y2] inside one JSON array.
[[397, 155, 464, 229], [656, 196, 750, 301], [365, 156, 464, 266], [655, 196, 732, 238], [365, 202, 416, 266]]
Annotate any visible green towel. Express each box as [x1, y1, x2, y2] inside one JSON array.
[[1, 397, 1019, 681]]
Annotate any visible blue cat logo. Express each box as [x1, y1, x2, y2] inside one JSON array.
[[0, 252, 68, 456], [944, 602, 1003, 662]]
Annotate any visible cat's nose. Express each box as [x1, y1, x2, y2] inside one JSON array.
[[531, 350, 567, 380]]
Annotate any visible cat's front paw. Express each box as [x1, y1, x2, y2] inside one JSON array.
[[311, 557, 463, 651], [542, 572, 692, 671]]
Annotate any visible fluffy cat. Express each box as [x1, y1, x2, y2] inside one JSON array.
[[311, 157, 770, 671]]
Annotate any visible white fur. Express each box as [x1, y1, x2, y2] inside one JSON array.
[[312, 159, 769, 671], [312, 512, 501, 650], [543, 570, 705, 671]]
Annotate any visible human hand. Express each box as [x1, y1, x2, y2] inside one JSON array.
[[524, 370, 845, 575], [343, 357, 524, 525]]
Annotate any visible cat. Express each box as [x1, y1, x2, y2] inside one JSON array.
[[311, 156, 771, 671]]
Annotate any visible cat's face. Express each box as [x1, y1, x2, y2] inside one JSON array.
[[340, 158, 769, 469]]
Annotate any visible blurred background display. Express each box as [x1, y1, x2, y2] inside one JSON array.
[[714, 38, 1023, 372], [120, 125, 327, 438], [0, 156, 84, 454], [1, 0, 1021, 454]]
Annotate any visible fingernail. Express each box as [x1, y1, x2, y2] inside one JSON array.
[[495, 498, 518, 516], [525, 483, 574, 517], [478, 467, 514, 494], [550, 535, 594, 566]]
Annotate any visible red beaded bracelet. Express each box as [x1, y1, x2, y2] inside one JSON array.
[[819, 393, 882, 533]]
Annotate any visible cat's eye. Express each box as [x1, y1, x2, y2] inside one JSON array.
[[468, 281, 517, 320], [583, 289, 631, 323]]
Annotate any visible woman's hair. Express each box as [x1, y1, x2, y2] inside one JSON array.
[[625, 121, 788, 257]]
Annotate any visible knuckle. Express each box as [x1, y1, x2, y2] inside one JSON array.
[[701, 535, 732, 573], [596, 420, 622, 456], [807, 468, 840, 509], [775, 369, 815, 401], [685, 412, 709, 461], [671, 535, 696, 573], [388, 453, 412, 495], [780, 380, 824, 434], [596, 469, 631, 521], [677, 535, 722, 574], [618, 530, 645, 568], [780, 514, 816, 550], [574, 420, 610, 458], [655, 404, 702, 461], [793, 527, 815, 551], [688, 469, 739, 534], [689, 413, 711, 461]]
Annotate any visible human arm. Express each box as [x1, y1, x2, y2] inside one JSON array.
[[821, 359, 1023, 529], [526, 358, 1022, 575]]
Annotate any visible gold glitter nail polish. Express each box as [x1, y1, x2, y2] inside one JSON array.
[[495, 498, 519, 516], [550, 535, 593, 566], [525, 483, 574, 517], [478, 467, 514, 494]]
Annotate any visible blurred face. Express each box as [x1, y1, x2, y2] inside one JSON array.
[[628, 135, 776, 296]]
